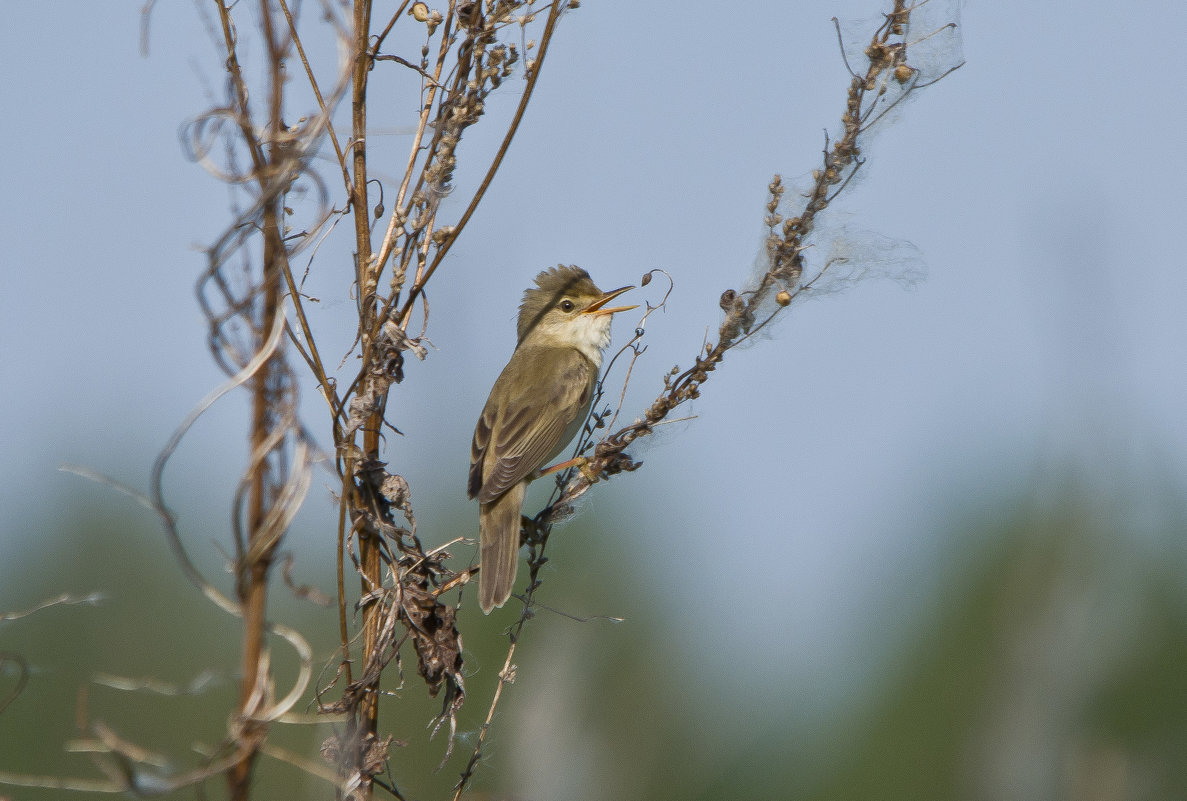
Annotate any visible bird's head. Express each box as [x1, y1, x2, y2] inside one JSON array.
[[516, 265, 636, 362]]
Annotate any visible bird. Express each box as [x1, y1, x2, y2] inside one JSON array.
[[468, 266, 636, 613]]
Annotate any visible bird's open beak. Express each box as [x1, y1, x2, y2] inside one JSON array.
[[582, 285, 638, 316]]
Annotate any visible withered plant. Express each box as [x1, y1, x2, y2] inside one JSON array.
[[1, 1, 962, 799]]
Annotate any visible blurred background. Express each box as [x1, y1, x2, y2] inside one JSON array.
[[3, 1, 1186, 799]]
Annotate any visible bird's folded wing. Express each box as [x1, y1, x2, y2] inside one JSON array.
[[469, 346, 594, 505]]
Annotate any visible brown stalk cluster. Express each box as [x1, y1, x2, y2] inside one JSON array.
[[65, 1, 573, 799], [320, 6, 579, 799]]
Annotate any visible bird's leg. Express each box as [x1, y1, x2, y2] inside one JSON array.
[[533, 455, 593, 482]]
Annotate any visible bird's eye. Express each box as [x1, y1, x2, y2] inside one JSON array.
[[559, 299, 575, 312]]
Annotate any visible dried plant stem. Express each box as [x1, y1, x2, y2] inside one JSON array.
[[229, 212, 284, 799], [394, 0, 564, 331], [370, 6, 453, 300], [220, 1, 292, 796], [344, 2, 387, 797], [350, 0, 375, 290], [278, 0, 350, 195], [451, 643, 518, 801]]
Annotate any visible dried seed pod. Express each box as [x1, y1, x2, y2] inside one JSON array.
[[775, 290, 792, 307]]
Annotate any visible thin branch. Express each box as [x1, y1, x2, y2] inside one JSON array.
[[392, 0, 568, 332], [451, 644, 518, 801], [278, 0, 352, 195], [369, 0, 413, 56]]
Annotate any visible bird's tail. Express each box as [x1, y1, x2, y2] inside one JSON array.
[[478, 481, 525, 613]]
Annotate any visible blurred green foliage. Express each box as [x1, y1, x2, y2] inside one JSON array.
[[2, 478, 1186, 800]]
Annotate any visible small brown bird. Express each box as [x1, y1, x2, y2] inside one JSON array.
[[468, 266, 636, 613]]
